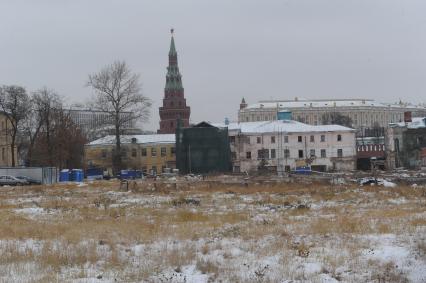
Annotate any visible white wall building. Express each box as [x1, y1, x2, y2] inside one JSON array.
[[238, 98, 426, 134], [215, 120, 356, 173], [65, 107, 137, 141]]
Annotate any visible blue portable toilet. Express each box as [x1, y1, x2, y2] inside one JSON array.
[[59, 169, 70, 182], [71, 169, 84, 182]]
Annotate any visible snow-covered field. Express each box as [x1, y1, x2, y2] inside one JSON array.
[[0, 180, 425, 282]]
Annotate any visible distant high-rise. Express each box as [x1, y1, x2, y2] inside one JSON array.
[[158, 29, 191, 134]]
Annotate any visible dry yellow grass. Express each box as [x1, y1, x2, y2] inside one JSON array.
[[0, 180, 424, 281]]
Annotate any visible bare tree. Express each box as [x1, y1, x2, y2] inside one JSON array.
[[87, 61, 151, 173], [0, 85, 31, 166], [31, 88, 63, 166]]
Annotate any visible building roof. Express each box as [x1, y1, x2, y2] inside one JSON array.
[[87, 134, 175, 146], [244, 98, 426, 110], [213, 120, 354, 134], [391, 117, 426, 129]]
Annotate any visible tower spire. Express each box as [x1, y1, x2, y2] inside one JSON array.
[[159, 29, 191, 134], [169, 28, 177, 56]]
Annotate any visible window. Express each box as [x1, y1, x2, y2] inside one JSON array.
[[161, 147, 166, 157], [141, 148, 147, 157], [246, 151, 251, 159], [321, 135, 325, 142], [284, 149, 290, 158], [337, 134, 342, 141], [284, 136, 289, 143], [271, 149, 276, 159], [229, 136, 236, 143], [151, 166, 157, 174], [310, 135, 315, 142], [162, 166, 166, 173], [271, 136, 275, 143], [321, 149, 326, 158], [337, 149, 343, 158], [309, 149, 315, 157], [257, 137, 261, 144], [257, 149, 269, 159], [231, 151, 237, 159], [131, 148, 137, 158], [101, 149, 107, 158], [264, 149, 269, 159], [298, 136, 303, 143], [151, 148, 157, 157], [298, 150, 304, 158]]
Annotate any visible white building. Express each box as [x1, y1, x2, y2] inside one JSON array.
[[385, 117, 426, 169], [238, 98, 426, 134], [215, 120, 356, 173]]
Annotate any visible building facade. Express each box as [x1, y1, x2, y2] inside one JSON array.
[[0, 112, 17, 166], [158, 30, 191, 134], [65, 107, 136, 140], [84, 134, 176, 175], [385, 117, 426, 169], [216, 120, 356, 173], [238, 98, 426, 135]]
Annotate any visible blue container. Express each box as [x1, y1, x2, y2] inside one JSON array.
[[71, 169, 84, 182], [120, 170, 142, 180], [59, 169, 70, 182], [294, 166, 312, 175], [86, 168, 103, 180]]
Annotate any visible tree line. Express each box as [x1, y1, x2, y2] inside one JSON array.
[[0, 60, 151, 171], [0, 86, 87, 168]]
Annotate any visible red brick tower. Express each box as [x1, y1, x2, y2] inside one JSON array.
[[158, 29, 191, 133]]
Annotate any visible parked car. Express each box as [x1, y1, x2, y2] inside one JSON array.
[[15, 176, 42, 185], [0, 175, 28, 186]]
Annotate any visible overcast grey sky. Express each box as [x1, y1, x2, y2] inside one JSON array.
[[1, 0, 426, 131]]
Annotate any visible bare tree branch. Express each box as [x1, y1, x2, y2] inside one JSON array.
[[87, 60, 152, 173]]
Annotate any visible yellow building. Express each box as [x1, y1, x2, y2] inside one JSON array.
[[0, 112, 17, 167], [84, 134, 176, 175]]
